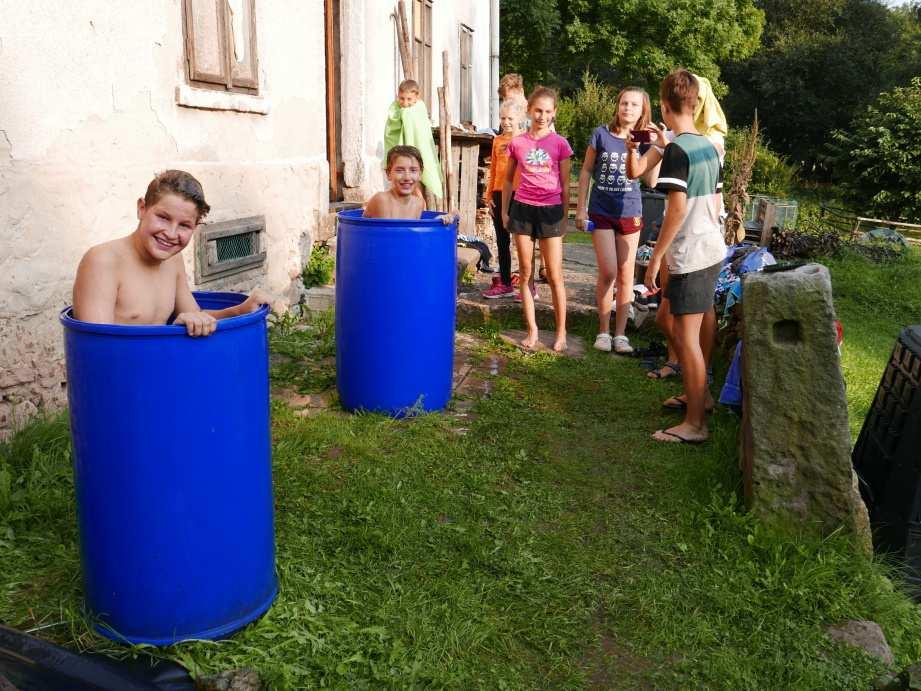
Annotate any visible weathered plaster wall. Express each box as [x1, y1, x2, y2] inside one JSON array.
[[0, 1, 328, 436]]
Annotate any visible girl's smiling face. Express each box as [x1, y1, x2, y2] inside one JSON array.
[[528, 96, 556, 132], [387, 155, 422, 196]]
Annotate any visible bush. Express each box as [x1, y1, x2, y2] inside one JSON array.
[[302, 244, 334, 288], [724, 127, 798, 197], [555, 72, 618, 165], [827, 76, 921, 222]]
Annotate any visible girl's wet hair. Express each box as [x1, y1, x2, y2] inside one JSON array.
[[526, 85, 558, 110], [386, 145, 424, 170], [610, 87, 652, 132], [144, 170, 210, 220], [660, 70, 699, 116]]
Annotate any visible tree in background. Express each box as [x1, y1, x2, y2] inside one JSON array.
[[826, 77, 921, 222], [720, 0, 921, 173], [500, 0, 763, 96]]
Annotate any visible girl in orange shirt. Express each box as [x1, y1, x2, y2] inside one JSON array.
[[481, 100, 525, 298]]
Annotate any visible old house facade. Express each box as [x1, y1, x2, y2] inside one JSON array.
[[0, 0, 499, 436]]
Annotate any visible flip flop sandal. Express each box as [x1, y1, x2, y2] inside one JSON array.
[[647, 362, 681, 380], [662, 396, 716, 413], [652, 429, 706, 445]]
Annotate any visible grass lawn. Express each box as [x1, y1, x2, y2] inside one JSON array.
[[2, 249, 921, 688]]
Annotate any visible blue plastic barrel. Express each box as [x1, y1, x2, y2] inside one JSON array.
[[60, 292, 277, 645], [336, 209, 457, 415]]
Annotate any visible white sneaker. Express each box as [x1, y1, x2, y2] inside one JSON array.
[[613, 335, 634, 354], [593, 333, 612, 352]]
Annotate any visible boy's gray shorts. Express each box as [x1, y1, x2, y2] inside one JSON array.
[[665, 261, 722, 315]]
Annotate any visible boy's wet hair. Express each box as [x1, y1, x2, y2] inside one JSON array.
[[144, 170, 210, 221], [610, 86, 652, 132], [526, 85, 558, 110], [386, 145, 424, 170], [660, 70, 699, 116], [398, 79, 420, 94], [498, 72, 524, 98]]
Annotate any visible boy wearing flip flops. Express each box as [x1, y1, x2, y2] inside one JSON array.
[[643, 71, 725, 445]]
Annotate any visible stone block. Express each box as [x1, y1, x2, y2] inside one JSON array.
[[457, 247, 480, 280], [827, 620, 894, 664], [741, 264, 871, 549], [303, 286, 335, 312]]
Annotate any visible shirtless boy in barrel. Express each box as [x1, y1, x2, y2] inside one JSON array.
[[73, 170, 272, 336]]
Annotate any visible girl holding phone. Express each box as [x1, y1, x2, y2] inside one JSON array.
[[575, 87, 663, 354]]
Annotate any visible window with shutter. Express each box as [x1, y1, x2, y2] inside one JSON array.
[[183, 0, 259, 94]]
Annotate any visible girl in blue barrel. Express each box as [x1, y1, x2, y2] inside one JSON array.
[[72, 170, 273, 330], [364, 145, 458, 224]]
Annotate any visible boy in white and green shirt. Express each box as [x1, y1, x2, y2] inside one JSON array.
[[645, 70, 726, 445]]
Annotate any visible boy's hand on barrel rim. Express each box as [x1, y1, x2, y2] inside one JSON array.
[[243, 287, 287, 314], [175, 310, 217, 337]]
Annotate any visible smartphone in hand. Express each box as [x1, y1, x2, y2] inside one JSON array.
[[630, 129, 651, 144]]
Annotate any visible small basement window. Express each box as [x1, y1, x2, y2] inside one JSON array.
[[195, 215, 267, 283]]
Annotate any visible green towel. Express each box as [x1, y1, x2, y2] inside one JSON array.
[[384, 100, 443, 198]]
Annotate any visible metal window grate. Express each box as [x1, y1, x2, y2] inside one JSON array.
[[195, 215, 266, 284], [216, 231, 257, 263]]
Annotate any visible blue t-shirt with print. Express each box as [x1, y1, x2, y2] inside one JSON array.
[[587, 125, 647, 218]]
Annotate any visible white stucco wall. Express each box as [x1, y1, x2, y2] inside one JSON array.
[[0, 1, 328, 433]]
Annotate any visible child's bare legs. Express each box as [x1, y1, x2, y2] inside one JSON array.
[[591, 228, 618, 334], [514, 233, 539, 348], [613, 231, 640, 338], [664, 307, 717, 410], [540, 235, 567, 351], [654, 311, 709, 442], [649, 265, 680, 378]]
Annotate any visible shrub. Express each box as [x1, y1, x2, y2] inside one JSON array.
[[724, 127, 798, 197], [827, 76, 921, 222], [555, 72, 618, 164], [302, 244, 334, 288]]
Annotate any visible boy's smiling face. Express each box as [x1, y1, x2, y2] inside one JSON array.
[[387, 155, 421, 196], [135, 192, 199, 261], [398, 89, 419, 108]]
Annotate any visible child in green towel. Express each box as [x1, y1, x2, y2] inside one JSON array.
[[384, 80, 443, 200]]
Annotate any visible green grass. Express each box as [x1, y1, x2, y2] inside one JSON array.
[[2, 251, 921, 688]]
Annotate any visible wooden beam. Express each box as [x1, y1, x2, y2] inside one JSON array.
[[396, 1, 413, 81], [442, 49, 454, 214]]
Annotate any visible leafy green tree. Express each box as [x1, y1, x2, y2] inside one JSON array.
[[826, 77, 921, 222], [500, 0, 763, 96], [721, 0, 918, 171]]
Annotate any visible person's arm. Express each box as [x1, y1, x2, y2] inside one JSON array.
[[559, 156, 572, 215], [72, 247, 118, 324], [172, 261, 216, 336], [501, 157, 518, 228], [484, 139, 499, 207], [363, 192, 386, 219], [645, 190, 687, 293], [575, 146, 596, 230], [626, 123, 668, 184]]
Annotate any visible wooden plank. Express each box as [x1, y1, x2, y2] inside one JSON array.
[[458, 144, 478, 235], [437, 86, 448, 210], [396, 0, 413, 80], [324, 0, 339, 201], [442, 50, 454, 214]]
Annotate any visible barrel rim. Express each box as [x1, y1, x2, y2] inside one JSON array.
[[336, 208, 457, 228], [60, 291, 269, 336]]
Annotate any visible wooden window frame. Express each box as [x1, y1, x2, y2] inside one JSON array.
[[412, 0, 433, 106], [459, 24, 473, 124], [182, 0, 259, 95], [195, 216, 267, 284]]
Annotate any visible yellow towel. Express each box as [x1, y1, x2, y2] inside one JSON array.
[[693, 75, 728, 139]]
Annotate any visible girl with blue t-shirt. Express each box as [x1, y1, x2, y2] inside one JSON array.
[[575, 87, 661, 354]]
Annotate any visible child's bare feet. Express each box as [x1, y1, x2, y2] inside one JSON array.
[[552, 333, 568, 352], [520, 330, 539, 349]]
